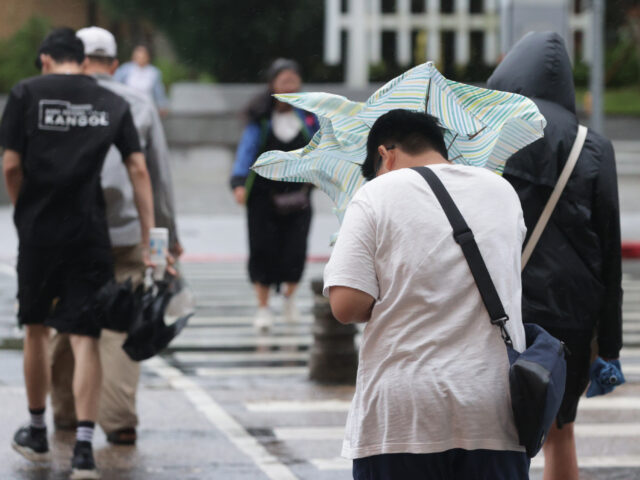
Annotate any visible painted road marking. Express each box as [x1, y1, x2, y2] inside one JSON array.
[[246, 400, 351, 413], [170, 335, 313, 349], [245, 397, 640, 414], [172, 351, 309, 364], [196, 367, 307, 377], [0, 263, 16, 278], [188, 316, 313, 326], [579, 396, 640, 410], [146, 357, 298, 480], [310, 455, 640, 471], [274, 423, 640, 442]]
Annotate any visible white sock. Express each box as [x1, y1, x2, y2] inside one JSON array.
[[76, 421, 95, 444]]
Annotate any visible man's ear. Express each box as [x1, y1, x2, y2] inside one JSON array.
[[40, 54, 51, 74], [109, 59, 119, 75]]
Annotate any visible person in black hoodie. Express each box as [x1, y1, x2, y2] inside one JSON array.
[[487, 32, 622, 479]]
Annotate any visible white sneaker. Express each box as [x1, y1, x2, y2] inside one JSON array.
[[283, 296, 301, 324], [253, 307, 274, 333]]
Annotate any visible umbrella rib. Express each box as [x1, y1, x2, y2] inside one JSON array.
[[448, 133, 459, 151], [468, 125, 488, 139]]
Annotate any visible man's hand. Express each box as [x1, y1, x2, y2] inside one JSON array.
[[170, 241, 184, 258], [2, 149, 23, 205], [329, 286, 376, 324], [233, 186, 246, 205]]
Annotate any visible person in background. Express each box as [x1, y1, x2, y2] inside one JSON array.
[[114, 44, 169, 115], [48, 26, 182, 448], [0, 28, 154, 479], [325, 109, 529, 479], [230, 59, 319, 332], [487, 32, 623, 480]]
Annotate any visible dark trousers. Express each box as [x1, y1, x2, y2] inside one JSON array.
[[353, 449, 530, 480]]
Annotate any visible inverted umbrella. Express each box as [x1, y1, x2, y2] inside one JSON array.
[[252, 62, 546, 224]]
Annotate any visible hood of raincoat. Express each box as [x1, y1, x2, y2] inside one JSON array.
[[488, 31, 576, 114], [488, 32, 578, 187]]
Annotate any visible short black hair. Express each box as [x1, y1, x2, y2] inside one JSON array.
[[362, 109, 448, 181], [35, 27, 85, 70]]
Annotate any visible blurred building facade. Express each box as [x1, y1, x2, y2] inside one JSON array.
[[326, 0, 591, 86], [0, 0, 107, 39]]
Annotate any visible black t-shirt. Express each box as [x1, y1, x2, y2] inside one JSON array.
[[0, 74, 141, 247]]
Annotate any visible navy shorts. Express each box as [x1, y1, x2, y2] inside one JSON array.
[[543, 327, 593, 428], [17, 245, 114, 338], [353, 449, 530, 480]]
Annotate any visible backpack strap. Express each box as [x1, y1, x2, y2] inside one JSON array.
[[411, 166, 513, 347]]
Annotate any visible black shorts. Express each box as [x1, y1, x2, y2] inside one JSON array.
[[17, 245, 114, 338], [543, 326, 593, 428], [353, 450, 530, 480]]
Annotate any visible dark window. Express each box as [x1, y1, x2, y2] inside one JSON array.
[[341, 0, 348, 13], [574, 30, 583, 62], [411, 0, 426, 13], [382, 31, 397, 61], [382, 0, 396, 13], [470, 31, 485, 63], [470, 0, 483, 13], [441, 30, 455, 77], [574, 0, 582, 14], [441, 0, 454, 13]]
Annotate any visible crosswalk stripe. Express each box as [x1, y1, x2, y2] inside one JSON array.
[[274, 423, 640, 441], [579, 397, 640, 410], [188, 316, 313, 326], [180, 326, 311, 336], [244, 397, 640, 413], [246, 400, 351, 413], [172, 351, 309, 363], [310, 455, 640, 471], [196, 367, 308, 377], [170, 335, 313, 349]]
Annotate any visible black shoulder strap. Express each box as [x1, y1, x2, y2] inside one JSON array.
[[411, 166, 513, 346]]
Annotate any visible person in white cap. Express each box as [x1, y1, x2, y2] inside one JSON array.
[[49, 26, 182, 447]]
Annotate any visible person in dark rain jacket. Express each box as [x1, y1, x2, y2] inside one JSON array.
[[487, 31, 622, 480]]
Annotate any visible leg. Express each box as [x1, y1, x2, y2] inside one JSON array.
[[543, 422, 579, 480], [254, 283, 270, 307], [283, 282, 298, 298], [23, 324, 51, 410], [98, 245, 144, 442], [69, 334, 102, 422], [98, 329, 140, 439], [50, 333, 77, 429]]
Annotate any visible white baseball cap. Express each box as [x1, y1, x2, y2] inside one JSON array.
[[76, 26, 117, 58]]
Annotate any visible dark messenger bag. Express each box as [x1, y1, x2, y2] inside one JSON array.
[[412, 166, 567, 458]]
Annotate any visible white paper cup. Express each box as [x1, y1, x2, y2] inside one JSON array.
[[150, 227, 169, 280]]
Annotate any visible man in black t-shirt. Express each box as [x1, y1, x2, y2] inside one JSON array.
[[0, 28, 154, 479]]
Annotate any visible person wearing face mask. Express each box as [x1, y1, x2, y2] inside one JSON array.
[[230, 59, 319, 332]]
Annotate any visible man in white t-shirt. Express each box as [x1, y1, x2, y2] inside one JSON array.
[[323, 109, 530, 479]]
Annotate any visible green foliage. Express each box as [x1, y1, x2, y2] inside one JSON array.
[[154, 57, 201, 86], [0, 16, 50, 92], [575, 87, 640, 116], [98, 0, 330, 83]]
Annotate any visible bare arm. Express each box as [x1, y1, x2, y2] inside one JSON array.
[[2, 149, 23, 205], [125, 152, 155, 254], [329, 286, 375, 324]]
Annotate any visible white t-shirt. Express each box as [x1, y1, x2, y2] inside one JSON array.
[[272, 110, 302, 143], [323, 164, 527, 459], [126, 64, 156, 99]]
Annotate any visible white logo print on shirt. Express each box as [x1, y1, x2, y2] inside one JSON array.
[[38, 100, 110, 131]]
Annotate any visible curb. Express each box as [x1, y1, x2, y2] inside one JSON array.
[[622, 243, 640, 259]]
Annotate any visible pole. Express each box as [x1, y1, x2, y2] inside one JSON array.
[[590, 0, 605, 133], [346, 0, 368, 88]]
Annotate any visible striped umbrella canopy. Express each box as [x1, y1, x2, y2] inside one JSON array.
[[252, 61, 546, 223]]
